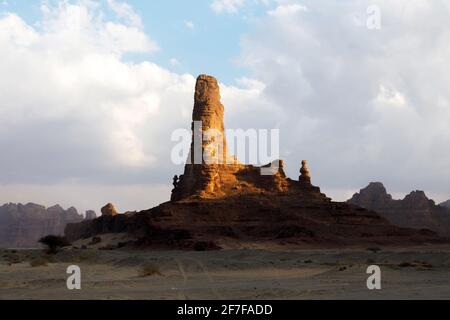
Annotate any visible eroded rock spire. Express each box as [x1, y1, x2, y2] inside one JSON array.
[[189, 74, 228, 165]]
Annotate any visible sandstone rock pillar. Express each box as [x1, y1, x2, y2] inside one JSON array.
[[171, 75, 229, 201], [299, 160, 312, 185]]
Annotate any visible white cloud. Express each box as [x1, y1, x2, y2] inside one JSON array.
[[183, 20, 194, 29], [267, 4, 307, 17], [239, 0, 450, 199], [0, 0, 264, 211], [375, 85, 407, 109], [210, 0, 273, 14], [0, 2, 193, 205], [210, 0, 246, 14], [107, 0, 143, 28]]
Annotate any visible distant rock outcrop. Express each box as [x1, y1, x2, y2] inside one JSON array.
[[0, 203, 84, 248], [85, 210, 97, 220], [101, 203, 118, 217], [441, 200, 450, 210], [65, 75, 444, 249], [348, 183, 450, 236]]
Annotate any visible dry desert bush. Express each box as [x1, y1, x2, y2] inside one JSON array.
[[139, 263, 163, 277], [30, 258, 49, 267]]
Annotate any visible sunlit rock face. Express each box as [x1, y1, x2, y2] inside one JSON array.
[[171, 75, 320, 202]]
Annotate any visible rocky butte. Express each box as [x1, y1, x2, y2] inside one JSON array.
[[348, 182, 450, 236], [65, 75, 443, 249]]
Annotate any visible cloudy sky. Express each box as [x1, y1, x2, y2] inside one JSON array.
[[1, 0, 449, 214]]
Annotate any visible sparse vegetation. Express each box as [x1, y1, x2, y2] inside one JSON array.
[[399, 261, 433, 269], [30, 258, 48, 267], [38, 235, 71, 254], [4, 252, 21, 264], [139, 263, 162, 277]]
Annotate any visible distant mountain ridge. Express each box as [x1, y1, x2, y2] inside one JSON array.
[[0, 203, 94, 248], [348, 182, 450, 236]]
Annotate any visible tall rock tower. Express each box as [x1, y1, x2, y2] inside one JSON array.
[[171, 74, 293, 202], [171, 75, 231, 201], [189, 74, 228, 165]]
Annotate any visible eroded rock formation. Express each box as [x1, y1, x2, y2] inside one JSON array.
[[85, 210, 97, 220], [171, 75, 303, 201], [101, 203, 118, 217], [349, 182, 450, 236], [65, 75, 444, 249], [0, 203, 84, 248]]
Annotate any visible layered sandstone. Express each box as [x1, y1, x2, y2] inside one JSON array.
[[65, 75, 444, 249], [349, 183, 450, 236]]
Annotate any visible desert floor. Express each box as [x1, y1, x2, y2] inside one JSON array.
[[1, 244, 450, 300]]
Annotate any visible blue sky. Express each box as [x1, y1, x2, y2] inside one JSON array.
[[2, 0, 270, 84]]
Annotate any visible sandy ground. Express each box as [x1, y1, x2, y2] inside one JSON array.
[[1, 244, 450, 300]]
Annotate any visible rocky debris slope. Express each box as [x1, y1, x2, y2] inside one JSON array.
[[0, 203, 84, 248], [66, 75, 445, 249], [348, 182, 450, 236]]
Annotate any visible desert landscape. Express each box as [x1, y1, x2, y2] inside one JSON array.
[[2, 244, 450, 300], [1, 1, 450, 309], [1, 74, 450, 301]]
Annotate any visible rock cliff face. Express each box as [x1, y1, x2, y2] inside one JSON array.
[[65, 75, 444, 249], [0, 203, 84, 248], [348, 183, 450, 236]]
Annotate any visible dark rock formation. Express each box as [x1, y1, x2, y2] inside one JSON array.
[[65, 75, 445, 249], [349, 182, 450, 236], [0, 203, 83, 248], [440, 200, 450, 209], [85, 210, 97, 220]]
